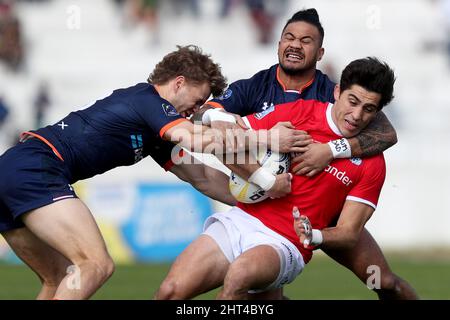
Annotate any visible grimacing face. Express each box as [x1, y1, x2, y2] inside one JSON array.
[[172, 80, 211, 118], [278, 21, 324, 74], [332, 84, 381, 138]]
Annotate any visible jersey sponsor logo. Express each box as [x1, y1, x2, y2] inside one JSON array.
[[350, 157, 362, 166], [162, 103, 179, 117], [134, 148, 144, 163], [254, 102, 275, 119], [217, 88, 232, 100], [130, 134, 144, 162], [324, 165, 353, 186]]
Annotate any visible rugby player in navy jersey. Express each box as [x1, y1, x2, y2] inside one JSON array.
[[0, 45, 295, 300], [188, 9, 417, 299]]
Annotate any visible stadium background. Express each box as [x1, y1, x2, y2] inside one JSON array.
[[0, 0, 449, 299]]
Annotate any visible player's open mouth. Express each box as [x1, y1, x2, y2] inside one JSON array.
[[285, 51, 304, 62], [344, 119, 358, 130]]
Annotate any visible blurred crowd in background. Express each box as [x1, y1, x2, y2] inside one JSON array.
[[0, 0, 292, 149], [112, 0, 289, 45], [0, 0, 449, 151], [0, 0, 24, 72]]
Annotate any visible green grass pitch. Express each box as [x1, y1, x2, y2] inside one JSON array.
[[1, 252, 449, 299]]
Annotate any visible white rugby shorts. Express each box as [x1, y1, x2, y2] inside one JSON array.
[[202, 207, 304, 291]]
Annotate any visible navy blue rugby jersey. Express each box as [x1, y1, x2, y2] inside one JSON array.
[[208, 64, 336, 115], [28, 83, 187, 182]]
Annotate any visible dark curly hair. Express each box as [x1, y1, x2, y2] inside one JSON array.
[[340, 57, 396, 110], [148, 45, 227, 97]]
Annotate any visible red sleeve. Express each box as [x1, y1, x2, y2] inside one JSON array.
[[347, 155, 386, 210], [243, 102, 294, 130]]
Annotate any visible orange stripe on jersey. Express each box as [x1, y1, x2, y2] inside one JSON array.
[[276, 65, 315, 93], [276, 66, 288, 91], [159, 118, 189, 138], [20, 131, 64, 162], [205, 101, 224, 109], [300, 77, 315, 93]]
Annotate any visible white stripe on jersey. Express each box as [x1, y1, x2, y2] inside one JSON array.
[[346, 195, 377, 210], [242, 116, 252, 129]]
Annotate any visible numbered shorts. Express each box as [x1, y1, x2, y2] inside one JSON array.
[[203, 207, 304, 292], [0, 138, 77, 232]]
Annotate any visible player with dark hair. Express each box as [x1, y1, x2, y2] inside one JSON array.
[[0, 45, 292, 300], [156, 57, 404, 299]]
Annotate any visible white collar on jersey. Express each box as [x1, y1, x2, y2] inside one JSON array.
[[326, 103, 343, 137]]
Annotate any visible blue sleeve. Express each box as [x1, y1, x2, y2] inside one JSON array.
[[209, 79, 253, 116], [320, 74, 336, 104], [325, 83, 335, 103], [130, 93, 184, 137]]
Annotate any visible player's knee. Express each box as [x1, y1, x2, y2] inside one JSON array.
[[78, 254, 115, 283], [379, 271, 399, 291], [369, 270, 399, 295], [373, 272, 419, 299], [156, 278, 186, 300], [156, 279, 175, 300], [221, 279, 248, 299], [97, 255, 115, 281], [222, 264, 252, 296]]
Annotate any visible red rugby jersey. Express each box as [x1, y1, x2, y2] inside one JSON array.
[[239, 99, 386, 263]]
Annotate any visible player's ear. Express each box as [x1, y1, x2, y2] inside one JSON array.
[[174, 76, 185, 92], [333, 85, 340, 101], [316, 47, 324, 62]]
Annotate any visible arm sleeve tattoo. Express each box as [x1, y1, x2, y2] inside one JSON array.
[[350, 111, 398, 157]]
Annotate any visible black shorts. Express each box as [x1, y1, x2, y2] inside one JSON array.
[[0, 139, 77, 232]]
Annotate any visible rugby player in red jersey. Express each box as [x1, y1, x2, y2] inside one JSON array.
[[185, 9, 417, 300], [156, 57, 416, 300]]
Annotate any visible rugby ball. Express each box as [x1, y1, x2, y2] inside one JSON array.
[[229, 149, 290, 204]]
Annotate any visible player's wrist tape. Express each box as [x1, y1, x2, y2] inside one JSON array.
[[202, 109, 236, 125], [303, 229, 323, 247], [248, 167, 276, 191], [328, 138, 352, 159], [310, 229, 323, 246]]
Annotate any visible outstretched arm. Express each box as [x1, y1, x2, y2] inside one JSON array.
[[192, 106, 312, 154], [170, 154, 237, 206], [163, 119, 264, 155]]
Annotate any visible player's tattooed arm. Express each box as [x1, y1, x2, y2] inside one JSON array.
[[349, 111, 398, 157], [292, 111, 397, 177]]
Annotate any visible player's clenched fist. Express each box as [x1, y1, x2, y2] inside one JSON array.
[[266, 172, 292, 199]]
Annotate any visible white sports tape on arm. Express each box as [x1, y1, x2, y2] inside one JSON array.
[[328, 138, 352, 159], [303, 228, 323, 247], [248, 167, 276, 191], [202, 109, 236, 125]]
